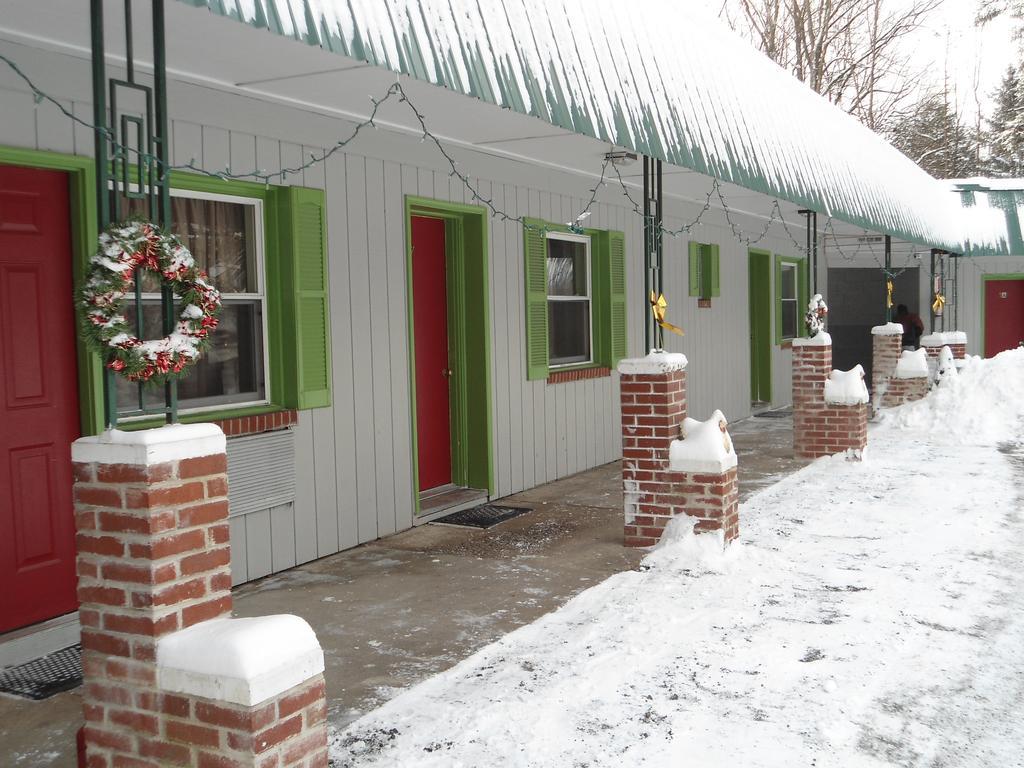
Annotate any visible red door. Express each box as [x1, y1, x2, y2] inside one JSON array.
[[411, 216, 453, 492], [985, 279, 1024, 357], [0, 165, 80, 633]]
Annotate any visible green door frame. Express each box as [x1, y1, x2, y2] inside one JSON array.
[[748, 249, 772, 404], [405, 196, 493, 513], [0, 146, 103, 436], [980, 272, 1024, 358]]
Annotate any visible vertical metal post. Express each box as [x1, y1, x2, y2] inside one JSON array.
[[952, 253, 960, 331], [884, 234, 892, 323], [812, 211, 818, 295], [92, 0, 117, 430], [642, 158, 652, 353], [654, 159, 664, 350], [153, 0, 177, 423], [929, 248, 937, 334]]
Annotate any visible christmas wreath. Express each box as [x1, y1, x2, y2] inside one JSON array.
[[79, 220, 221, 383]]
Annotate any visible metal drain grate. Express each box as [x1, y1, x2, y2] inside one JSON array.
[[434, 504, 531, 529], [0, 644, 82, 701], [754, 409, 792, 418]]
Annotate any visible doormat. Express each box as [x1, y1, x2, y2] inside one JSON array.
[[754, 409, 792, 418], [0, 644, 82, 700], [434, 504, 532, 529]]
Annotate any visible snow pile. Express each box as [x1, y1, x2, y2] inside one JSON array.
[[921, 330, 967, 347], [642, 517, 739, 574], [668, 410, 737, 473], [792, 331, 832, 347], [871, 322, 904, 336], [617, 350, 688, 375], [894, 348, 929, 379], [330, 400, 1023, 767], [886, 347, 1024, 443], [157, 615, 324, 706], [935, 346, 958, 383], [823, 365, 869, 405]]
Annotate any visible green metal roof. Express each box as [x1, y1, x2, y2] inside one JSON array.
[[178, 0, 1011, 254]]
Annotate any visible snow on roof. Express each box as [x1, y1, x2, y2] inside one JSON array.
[[948, 180, 1023, 256], [181, 0, 1002, 253]]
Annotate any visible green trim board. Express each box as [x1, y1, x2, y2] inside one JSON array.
[[404, 196, 493, 512], [0, 146, 102, 436], [748, 249, 772, 404], [522, 219, 627, 380], [774, 254, 808, 345], [980, 272, 1024, 358]]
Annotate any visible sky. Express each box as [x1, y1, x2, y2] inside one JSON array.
[[915, 0, 1020, 120]]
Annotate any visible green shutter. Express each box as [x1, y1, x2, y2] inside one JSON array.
[[688, 241, 700, 296], [709, 243, 721, 297], [608, 230, 627, 366], [773, 254, 783, 345], [274, 186, 332, 409], [523, 219, 549, 380]]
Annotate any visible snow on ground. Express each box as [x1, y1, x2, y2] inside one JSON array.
[[330, 350, 1024, 768]]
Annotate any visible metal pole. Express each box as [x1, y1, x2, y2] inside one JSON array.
[[643, 157, 651, 353], [884, 234, 892, 323], [812, 211, 818, 295], [929, 248, 937, 334], [952, 254, 960, 330], [153, 0, 177, 423], [654, 159, 664, 350], [92, 0, 117, 429]]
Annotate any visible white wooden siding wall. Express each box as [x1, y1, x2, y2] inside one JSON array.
[[2, 42, 801, 581]]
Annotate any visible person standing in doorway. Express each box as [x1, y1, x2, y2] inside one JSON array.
[[895, 304, 924, 348]]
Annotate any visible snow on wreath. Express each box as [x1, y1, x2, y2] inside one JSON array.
[[79, 220, 221, 383]]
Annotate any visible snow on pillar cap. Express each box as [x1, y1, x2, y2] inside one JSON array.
[[668, 409, 737, 473], [157, 615, 325, 706], [791, 331, 832, 347], [823, 365, 869, 405], [71, 423, 226, 466], [871, 322, 904, 336], [921, 331, 967, 347], [894, 349, 930, 379], [617, 350, 688, 375]]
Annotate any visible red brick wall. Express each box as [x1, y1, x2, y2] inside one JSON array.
[[881, 376, 929, 407], [871, 332, 901, 396], [619, 364, 738, 547], [792, 343, 868, 459], [73, 431, 326, 768]]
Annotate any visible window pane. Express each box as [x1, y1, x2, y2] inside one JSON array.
[[782, 299, 798, 339], [781, 263, 797, 300], [547, 237, 588, 297], [123, 196, 257, 294], [117, 300, 266, 412], [548, 300, 591, 365]]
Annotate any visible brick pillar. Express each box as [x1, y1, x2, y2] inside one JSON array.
[[922, 332, 967, 363], [870, 323, 903, 399], [618, 353, 739, 547], [72, 424, 327, 768], [792, 337, 868, 459]]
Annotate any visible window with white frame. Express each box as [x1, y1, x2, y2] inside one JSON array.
[[118, 189, 269, 413], [779, 261, 799, 340], [546, 232, 592, 366]]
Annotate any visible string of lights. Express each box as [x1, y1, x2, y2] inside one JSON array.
[[1, 50, 928, 266]]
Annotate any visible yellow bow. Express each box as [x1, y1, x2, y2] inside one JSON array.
[[931, 292, 945, 315], [886, 280, 894, 309], [649, 291, 685, 337]]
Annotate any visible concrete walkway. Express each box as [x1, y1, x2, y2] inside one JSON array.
[[0, 414, 804, 766]]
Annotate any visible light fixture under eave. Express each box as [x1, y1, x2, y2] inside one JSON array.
[[605, 150, 638, 166]]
